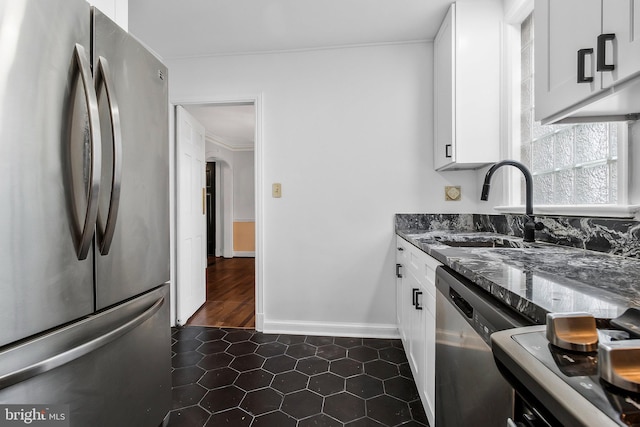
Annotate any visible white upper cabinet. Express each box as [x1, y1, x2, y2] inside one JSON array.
[[535, 0, 640, 123], [602, 0, 640, 88], [433, 1, 502, 171], [534, 0, 601, 122]]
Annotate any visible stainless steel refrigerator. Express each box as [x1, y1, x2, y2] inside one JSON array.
[[0, 1, 171, 426]]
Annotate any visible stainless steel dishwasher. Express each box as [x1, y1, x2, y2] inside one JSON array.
[[435, 266, 534, 426]]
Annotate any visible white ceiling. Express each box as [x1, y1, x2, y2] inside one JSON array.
[[183, 104, 256, 151], [129, 0, 454, 150], [129, 0, 453, 59]]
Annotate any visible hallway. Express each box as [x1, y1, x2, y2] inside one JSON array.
[[187, 257, 255, 328]]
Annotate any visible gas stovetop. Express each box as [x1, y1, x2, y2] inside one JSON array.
[[492, 309, 640, 427], [512, 329, 640, 426]]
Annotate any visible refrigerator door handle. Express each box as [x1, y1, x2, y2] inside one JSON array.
[[0, 296, 164, 390], [94, 56, 122, 255], [73, 43, 101, 260]]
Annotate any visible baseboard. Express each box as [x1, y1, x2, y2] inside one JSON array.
[[233, 251, 255, 257], [255, 313, 265, 332], [263, 319, 400, 339]]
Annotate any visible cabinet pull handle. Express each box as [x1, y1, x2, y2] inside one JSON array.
[[412, 288, 419, 306], [396, 264, 403, 278], [445, 144, 452, 158], [397, 247, 404, 252], [577, 48, 594, 83], [415, 291, 423, 310], [597, 33, 616, 71]]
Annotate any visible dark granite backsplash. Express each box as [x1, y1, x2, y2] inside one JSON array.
[[396, 213, 640, 258], [394, 213, 475, 232]]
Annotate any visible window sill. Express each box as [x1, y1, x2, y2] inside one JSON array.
[[493, 204, 640, 219]]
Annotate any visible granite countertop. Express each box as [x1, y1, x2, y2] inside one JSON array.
[[396, 228, 640, 324]]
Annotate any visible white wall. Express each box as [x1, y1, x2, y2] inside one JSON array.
[[206, 139, 233, 164], [89, 0, 128, 30], [204, 142, 255, 219], [203, 141, 256, 255], [233, 151, 255, 221], [204, 140, 231, 257], [629, 122, 640, 206], [167, 42, 484, 336]]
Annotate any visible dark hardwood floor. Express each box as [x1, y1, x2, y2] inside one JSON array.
[[186, 257, 255, 328]]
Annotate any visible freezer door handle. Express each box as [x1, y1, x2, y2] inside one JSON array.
[[0, 296, 164, 390], [95, 56, 122, 256], [73, 43, 102, 260]]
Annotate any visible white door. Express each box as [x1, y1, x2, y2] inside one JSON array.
[[176, 106, 206, 325]]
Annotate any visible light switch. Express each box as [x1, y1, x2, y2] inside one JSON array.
[[272, 183, 282, 198]]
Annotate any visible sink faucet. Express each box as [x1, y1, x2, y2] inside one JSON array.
[[480, 160, 543, 242]]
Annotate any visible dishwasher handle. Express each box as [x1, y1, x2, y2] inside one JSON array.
[[450, 287, 473, 319]]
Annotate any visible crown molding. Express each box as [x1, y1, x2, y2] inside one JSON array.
[[206, 134, 254, 152], [164, 39, 430, 61]]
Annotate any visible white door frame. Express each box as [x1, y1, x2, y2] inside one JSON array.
[[170, 94, 264, 331]]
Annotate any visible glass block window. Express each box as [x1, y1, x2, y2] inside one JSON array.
[[520, 14, 618, 205]]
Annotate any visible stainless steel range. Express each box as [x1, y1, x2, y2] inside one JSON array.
[[492, 310, 640, 427]]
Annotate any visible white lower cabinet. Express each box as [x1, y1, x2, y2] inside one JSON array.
[[396, 236, 441, 426], [396, 237, 410, 344]]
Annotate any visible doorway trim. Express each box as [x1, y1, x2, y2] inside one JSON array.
[[171, 94, 264, 331]]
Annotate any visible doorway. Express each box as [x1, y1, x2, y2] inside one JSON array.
[[206, 162, 216, 265], [186, 257, 255, 328], [180, 101, 258, 329]]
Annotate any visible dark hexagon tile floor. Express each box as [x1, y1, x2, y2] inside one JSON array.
[[168, 326, 429, 427]]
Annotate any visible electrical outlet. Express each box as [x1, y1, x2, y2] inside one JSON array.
[[272, 183, 282, 198], [445, 186, 461, 201]]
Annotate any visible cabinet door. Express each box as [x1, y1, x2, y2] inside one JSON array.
[[534, 0, 602, 121], [424, 305, 436, 427], [434, 4, 455, 170], [417, 254, 439, 427], [433, 2, 500, 170], [602, 0, 640, 88], [394, 238, 439, 426], [396, 263, 403, 328], [396, 238, 409, 344], [406, 271, 425, 390]]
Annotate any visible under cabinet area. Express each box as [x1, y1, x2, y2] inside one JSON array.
[[396, 236, 441, 427], [535, 0, 640, 123], [433, 1, 501, 171]]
